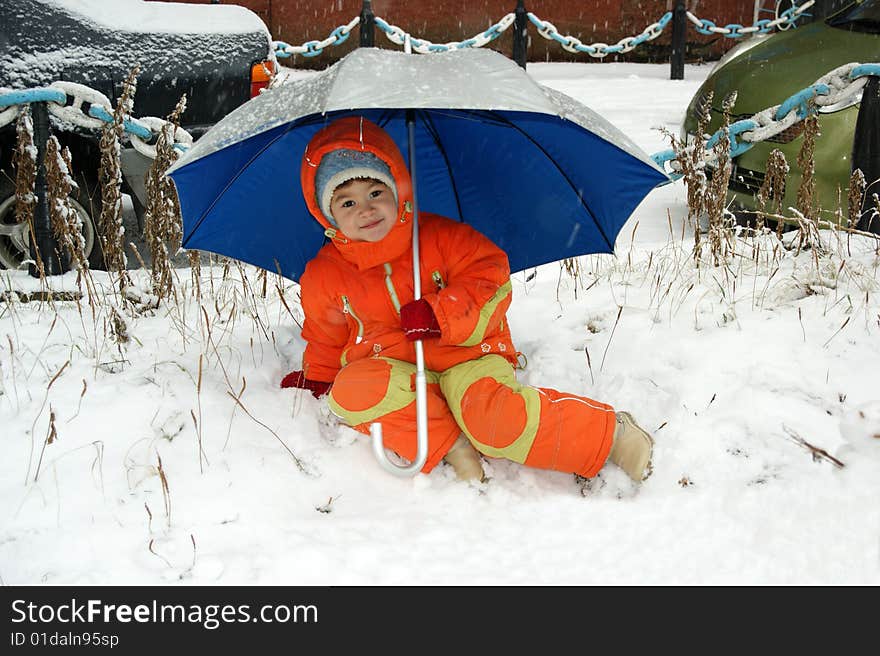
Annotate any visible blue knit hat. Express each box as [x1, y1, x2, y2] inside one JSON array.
[[315, 149, 398, 225]]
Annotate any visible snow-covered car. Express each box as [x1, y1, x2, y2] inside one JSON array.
[[0, 0, 276, 269], [680, 0, 878, 229]]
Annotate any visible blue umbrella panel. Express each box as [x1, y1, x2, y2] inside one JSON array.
[[170, 107, 668, 281]]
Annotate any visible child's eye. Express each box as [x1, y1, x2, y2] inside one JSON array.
[[370, 189, 384, 199], [341, 199, 355, 208]]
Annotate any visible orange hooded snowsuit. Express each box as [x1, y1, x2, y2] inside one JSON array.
[[298, 116, 615, 475]]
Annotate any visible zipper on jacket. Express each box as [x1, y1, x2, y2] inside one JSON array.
[[431, 270, 446, 290], [324, 227, 348, 244], [400, 200, 413, 223], [341, 295, 364, 344], [383, 263, 402, 313]]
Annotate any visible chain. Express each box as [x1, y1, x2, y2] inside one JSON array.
[[268, 2, 815, 61], [528, 12, 672, 58], [530, 0, 814, 59], [374, 13, 516, 53], [686, 0, 814, 38], [271, 3, 815, 61], [274, 16, 360, 58], [651, 61, 878, 177], [0, 82, 192, 158]]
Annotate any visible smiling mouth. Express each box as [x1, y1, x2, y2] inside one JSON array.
[[361, 218, 384, 230]]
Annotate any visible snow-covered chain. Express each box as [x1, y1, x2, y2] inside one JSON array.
[[271, 1, 815, 60], [0, 83, 193, 158], [374, 13, 516, 54], [686, 0, 814, 37], [650, 61, 880, 178], [528, 12, 671, 57], [529, 0, 813, 57], [274, 16, 360, 58]]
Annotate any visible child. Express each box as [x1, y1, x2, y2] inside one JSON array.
[[281, 116, 653, 484]]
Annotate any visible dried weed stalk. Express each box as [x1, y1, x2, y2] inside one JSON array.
[[43, 137, 75, 273], [705, 94, 735, 267], [188, 250, 202, 301], [668, 90, 713, 263], [847, 168, 866, 229], [99, 65, 139, 290], [13, 110, 36, 229], [45, 138, 92, 282], [108, 305, 130, 346], [558, 257, 582, 299], [756, 148, 788, 235], [13, 110, 44, 277], [144, 95, 186, 302], [795, 114, 820, 252], [157, 452, 172, 529], [33, 405, 58, 483]]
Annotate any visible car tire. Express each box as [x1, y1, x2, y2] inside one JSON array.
[[0, 171, 105, 271]]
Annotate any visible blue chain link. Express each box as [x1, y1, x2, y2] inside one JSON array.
[[273, 40, 293, 56], [301, 40, 324, 57], [775, 84, 830, 121], [694, 19, 717, 36], [330, 25, 352, 46], [852, 64, 880, 79], [0, 87, 188, 151], [0, 88, 67, 107], [650, 64, 878, 179], [87, 104, 154, 140], [755, 19, 773, 34]]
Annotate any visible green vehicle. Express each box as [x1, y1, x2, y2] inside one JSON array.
[[681, 0, 879, 228]]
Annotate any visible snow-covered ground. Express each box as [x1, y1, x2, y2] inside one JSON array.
[[2, 59, 879, 586]]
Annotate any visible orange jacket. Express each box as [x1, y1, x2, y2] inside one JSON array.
[[299, 116, 518, 382]]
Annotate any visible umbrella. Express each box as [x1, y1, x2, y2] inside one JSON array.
[[167, 47, 667, 280], [167, 47, 668, 475]]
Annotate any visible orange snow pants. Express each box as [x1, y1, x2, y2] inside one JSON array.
[[327, 354, 616, 476]]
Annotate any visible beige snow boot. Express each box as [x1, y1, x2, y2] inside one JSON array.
[[444, 434, 485, 482], [608, 411, 654, 482]]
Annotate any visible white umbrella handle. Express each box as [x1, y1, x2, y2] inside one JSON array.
[[371, 110, 429, 475], [370, 340, 429, 475]]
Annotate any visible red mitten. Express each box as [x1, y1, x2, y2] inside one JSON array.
[[399, 298, 441, 341], [280, 370, 332, 399]]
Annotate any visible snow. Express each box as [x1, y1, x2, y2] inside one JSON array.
[[2, 58, 880, 586], [41, 0, 269, 35], [1, 0, 274, 95]]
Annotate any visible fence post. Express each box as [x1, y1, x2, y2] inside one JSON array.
[[29, 102, 65, 278], [670, 0, 686, 80], [853, 76, 880, 233], [513, 0, 528, 70], [360, 0, 375, 48]]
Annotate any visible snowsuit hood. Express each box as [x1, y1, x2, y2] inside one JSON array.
[[301, 116, 415, 271]]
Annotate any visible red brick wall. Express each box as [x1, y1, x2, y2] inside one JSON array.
[[177, 1, 759, 67]]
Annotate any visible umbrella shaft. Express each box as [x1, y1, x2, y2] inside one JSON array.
[[414, 339, 428, 440], [407, 109, 429, 474], [407, 111, 422, 301]]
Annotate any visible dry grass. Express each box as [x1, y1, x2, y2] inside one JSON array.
[[663, 91, 713, 265], [848, 168, 867, 230], [44, 137, 97, 312], [795, 114, 819, 223], [704, 94, 735, 268], [98, 65, 139, 292], [144, 95, 187, 302], [13, 111, 36, 230], [795, 114, 820, 254], [757, 149, 788, 236]]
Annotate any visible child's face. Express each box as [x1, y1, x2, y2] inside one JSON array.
[[329, 178, 397, 243]]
